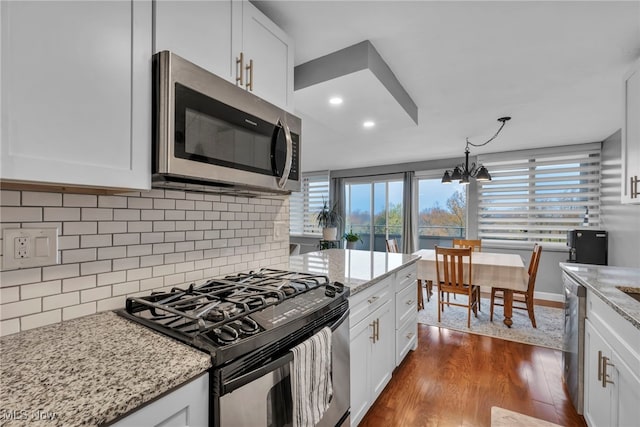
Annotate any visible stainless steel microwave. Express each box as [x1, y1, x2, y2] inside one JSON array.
[[152, 51, 300, 194]]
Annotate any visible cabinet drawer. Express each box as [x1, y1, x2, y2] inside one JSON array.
[[349, 277, 393, 328], [395, 317, 417, 366], [395, 281, 417, 327], [395, 264, 417, 292]]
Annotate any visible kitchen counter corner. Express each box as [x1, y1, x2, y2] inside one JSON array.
[[0, 311, 211, 427], [288, 249, 420, 295]]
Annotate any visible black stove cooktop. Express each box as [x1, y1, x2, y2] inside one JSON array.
[[117, 268, 348, 366]]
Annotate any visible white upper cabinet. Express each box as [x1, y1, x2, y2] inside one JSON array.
[[0, 0, 152, 191], [621, 57, 640, 204], [153, 0, 294, 112], [153, 0, 234, 81], [237, 1, 294, 111]]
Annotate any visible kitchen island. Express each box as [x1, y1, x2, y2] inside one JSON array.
[[560, 263, 640, 427], [0, 311, 211, 426]]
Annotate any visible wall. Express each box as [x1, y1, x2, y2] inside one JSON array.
[[0, 188, 289, 337], [600, 130, 640, 267]]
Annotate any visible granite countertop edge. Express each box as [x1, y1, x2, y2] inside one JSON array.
[[0, 311, 212, 427], [559, 262, 640, 330], [348, 256, 420, 296]]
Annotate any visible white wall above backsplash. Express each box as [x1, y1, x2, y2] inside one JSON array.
[[0, 188, 290, 336]]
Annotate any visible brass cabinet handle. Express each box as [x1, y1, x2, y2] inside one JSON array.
[[405, 299, 414, 306], [368, 296, 379, 304], [602, 356, 614, 388], [369, 321, 376, 343], [598, 350, 603, 382], [236, 52, 244, 86], [406, 332, 415, 340], [631, 175, 639, 199], [245, 59, 254, 91], [375, 319, 380, 342]]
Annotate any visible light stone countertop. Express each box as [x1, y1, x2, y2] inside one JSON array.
[[288, 249, 420, 295], [0, 311, 212, 427], [560, 262, 640, 330]]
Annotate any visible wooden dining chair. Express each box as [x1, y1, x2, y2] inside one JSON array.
[[452, 238, 482, 252], [490, 244, 542, 328], [386, 238, 399, 253], [435, 246, 480, 328]]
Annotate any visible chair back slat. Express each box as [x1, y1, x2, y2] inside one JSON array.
[[527, 244, 543, 297], [452, 239, 482, 252], [386, 238, 400, 253], [435, 246, 472, 291]]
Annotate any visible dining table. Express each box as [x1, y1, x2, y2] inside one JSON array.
[[413, 249, 529, 327]]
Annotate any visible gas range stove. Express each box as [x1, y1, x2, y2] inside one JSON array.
[[118, 268, 348, 366]]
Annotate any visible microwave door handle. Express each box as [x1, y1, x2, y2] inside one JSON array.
[[278, 118, 293, 189]]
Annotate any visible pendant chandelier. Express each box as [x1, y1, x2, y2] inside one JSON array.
[[441, 117, 511, 185]]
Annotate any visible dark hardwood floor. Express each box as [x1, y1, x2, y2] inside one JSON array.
[[359, 324, 587, 427]]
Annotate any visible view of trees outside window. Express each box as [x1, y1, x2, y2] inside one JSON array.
[[345, 180, 403, 251], [417, 178, 467, 249]]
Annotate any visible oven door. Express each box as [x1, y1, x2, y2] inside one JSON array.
[[217, 309, 350, 427]]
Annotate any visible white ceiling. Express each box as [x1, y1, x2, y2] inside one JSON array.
[[253, 0, 640, 173]]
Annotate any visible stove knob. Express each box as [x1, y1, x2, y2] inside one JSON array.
[[333, 282, 345, 293]]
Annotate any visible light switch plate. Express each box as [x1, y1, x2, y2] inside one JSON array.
[[3, 228, 58, 269]]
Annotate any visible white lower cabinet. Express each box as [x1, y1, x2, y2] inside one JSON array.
[[394, 264, 418, 366], [111, 374, 209, 427], [584, 292, 640, 427]]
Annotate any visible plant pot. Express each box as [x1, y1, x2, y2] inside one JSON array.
[[322, 227, 337, 241], [346, 241, 357, 249]]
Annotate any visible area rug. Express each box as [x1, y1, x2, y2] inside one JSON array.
[[417, 294, 564, 350], [491, 407, 562, 427]]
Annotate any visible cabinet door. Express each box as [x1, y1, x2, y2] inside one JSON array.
[[622, 58, 640, 204], [370, 299, 394, 398], [584, 320, 612, 427], [611, 349, 640, 427], [239, 1, 294, 111], [349, 316, 373, 427], [154, 0, 234, 81], [0, 0, 151, 190]]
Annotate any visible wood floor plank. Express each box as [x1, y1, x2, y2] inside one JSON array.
[[359, 324, 587, 427]]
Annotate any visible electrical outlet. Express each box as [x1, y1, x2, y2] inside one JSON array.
[[3, 228, 58, 269], [15, 237, 29, 258]]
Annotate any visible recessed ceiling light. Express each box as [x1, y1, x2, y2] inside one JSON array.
[[363, 121, 375, 128], [329, 97, 343, 105]]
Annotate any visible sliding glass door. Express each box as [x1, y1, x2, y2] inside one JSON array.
[[345, 178, 403, 251]]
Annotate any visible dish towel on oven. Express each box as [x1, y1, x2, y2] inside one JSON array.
[[290, 326, 333, 427]]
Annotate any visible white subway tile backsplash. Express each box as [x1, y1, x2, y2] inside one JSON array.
[[1, 190, 21, 206], [1, 298, 41, 320], [43, 292, 79, 310], [81, 286, 112, 303], [1, 207, 42, 222], [22, 192, 62, 207], [63, 302, 96, 321], [98, 195, 127, 208], [21, 310, 61, 331], [80, 260, 112, 276], [0, 188, 288, 335], [62, 248, 97, 264], [1, 286, 20, 304], [97, 271, 126, 286], [63, 194, 97, 207], [21, 280, 61, 299], [62, 275, 96, 293], [97, 246, 127, 260], [1, 268, 41, 287], [81, 234, 112, 248], [1, 318, 20, 335]]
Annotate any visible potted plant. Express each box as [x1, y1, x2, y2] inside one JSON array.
[[343, 228, 362, 249], [316, 198, 341, 241]]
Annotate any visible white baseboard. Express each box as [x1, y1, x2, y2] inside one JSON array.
[[534, 291, 564, 303]]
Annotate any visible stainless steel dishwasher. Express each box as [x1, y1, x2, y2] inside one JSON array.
[[563, 271, 586, 415]]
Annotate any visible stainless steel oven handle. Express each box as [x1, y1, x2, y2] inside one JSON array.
[[277, 117, 293, 189], [223, 306, 349, 393]]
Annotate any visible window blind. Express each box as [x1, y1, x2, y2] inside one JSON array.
[[290, 171, 330, 236], [477, 145, 601, 249]]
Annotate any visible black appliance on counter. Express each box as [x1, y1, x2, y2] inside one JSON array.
[[567, 229, 608, 265], [118, 268, 350, 427]]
